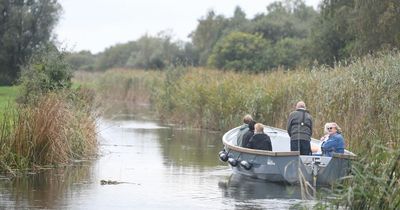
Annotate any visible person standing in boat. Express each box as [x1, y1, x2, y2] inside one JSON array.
[[241, 120, 256, 147], [247, 123, 272, 151], [236, 114, 254, 146], [321, 122, 345, 157], [287, 101, 313, 155]]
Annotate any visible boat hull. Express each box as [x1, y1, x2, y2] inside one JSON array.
[[221, 126, 355, 186]]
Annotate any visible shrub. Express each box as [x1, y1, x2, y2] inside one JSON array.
[[18, 44, 72, 104]]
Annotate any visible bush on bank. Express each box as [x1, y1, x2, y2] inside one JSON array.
[[0, 46, 97, 173]]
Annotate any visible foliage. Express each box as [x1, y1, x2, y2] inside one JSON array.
[[92, 33, 197, 71], [18, 44, 72, 104], [0, 91, 97, 171], [0, 0, 61, 85], [0, 86, 18, 112], [95, 41, 137, 71], [0, 44, 97, 172], [250, 0, 318, 43], [65, 50, 96, 71], [310, 0, 400, 65], [207, 32, 271, 71], [273, 37, 307, 69], [96, 68, 163, 105], [190, 10, 229, 66]]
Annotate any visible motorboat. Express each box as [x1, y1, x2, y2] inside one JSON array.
[[219, 126, 356, 186]]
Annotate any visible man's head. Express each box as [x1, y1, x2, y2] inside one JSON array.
[[254, 123, 264, 133], [296, 101, 306, 109]]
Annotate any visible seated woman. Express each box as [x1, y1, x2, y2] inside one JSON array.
[[311, 122, 332, 154], [321, 122, 345, 157], [246, 123, 272, 151]]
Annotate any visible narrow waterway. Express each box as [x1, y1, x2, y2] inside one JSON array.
[[0, 111, 307, 209]]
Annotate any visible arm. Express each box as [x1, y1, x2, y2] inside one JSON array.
[[266, 135, 272, 151], [287, 114, 293, 136], [321, 137, 338, 152]]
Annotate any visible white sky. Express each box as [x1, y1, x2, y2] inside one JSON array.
[[55, 0, 321, 53]]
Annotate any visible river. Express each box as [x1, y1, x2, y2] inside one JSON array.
[[0, 110, 308, 209]]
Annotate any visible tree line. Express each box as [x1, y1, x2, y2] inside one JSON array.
[[68, 0, 399, 72], [1, 0, 400, 85]]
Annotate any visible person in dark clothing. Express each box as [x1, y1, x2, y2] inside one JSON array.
[[287, 101, 313, 155], [241, 120, 256, 148], [247, 123, 272, 151], [236, 114, 253, 146]]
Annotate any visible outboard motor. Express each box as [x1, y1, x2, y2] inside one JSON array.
[[240, 160, 252, 170], [228, 157, 238, 167], [218, 150, 228, 162]]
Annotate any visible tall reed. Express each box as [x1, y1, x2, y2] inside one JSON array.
[[96, 68, 163, 104], [0, 91, 97, 171]]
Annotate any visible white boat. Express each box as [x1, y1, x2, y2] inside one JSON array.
[[219, 126, 356, 186]]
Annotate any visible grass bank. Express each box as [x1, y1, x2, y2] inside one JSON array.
[[0, 86, 18, 112], [95, 52, 400, 209]]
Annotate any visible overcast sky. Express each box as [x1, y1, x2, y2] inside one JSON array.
[[55, 0, 321, 53]]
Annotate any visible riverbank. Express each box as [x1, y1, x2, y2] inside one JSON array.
[[0, 88, 98, 174], [88, 52, 400, 209]]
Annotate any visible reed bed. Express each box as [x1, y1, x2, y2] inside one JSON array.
[[0, 91, 97, 172], [95, 68, 163, 105], [97, 52, 400, 208]]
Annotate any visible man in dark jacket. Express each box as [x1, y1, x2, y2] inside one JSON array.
[[247, 123, 272, 151], [287, 101, 313, 155], [242, 120, 256, 148], [236, 114, 253, 146]]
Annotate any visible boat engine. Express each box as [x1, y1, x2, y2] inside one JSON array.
[[218, 150, 228, 162], [239, 160, 252, 170], [228, 157, 238, 167]]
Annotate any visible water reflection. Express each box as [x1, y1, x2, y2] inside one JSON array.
[[218, 174, 301, 200], [0, 162, 93, 209], [157, 127, 224, 168], [0, 107, 308, 209]]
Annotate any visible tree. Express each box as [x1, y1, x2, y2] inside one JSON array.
[[95, 42, 137, 70], [19, 44, 72, 103], [350, 0, 400, 54], [250, 0, 317, 43], [311, 0, 400, 65], [0, 0, 61, 85], [273, 37, 306, 69], [190, 10, 228, 65], [207, 32, 271, 72], [65, 50, 96, 71]]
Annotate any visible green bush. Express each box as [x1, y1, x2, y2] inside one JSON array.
[[18, 45, 72, 103], [207, 32, 271, 72]]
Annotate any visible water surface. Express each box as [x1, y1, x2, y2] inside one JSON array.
[[0, 113, 306, 209]]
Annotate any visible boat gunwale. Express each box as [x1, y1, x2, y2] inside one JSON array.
[[223, 126, 357, 159]]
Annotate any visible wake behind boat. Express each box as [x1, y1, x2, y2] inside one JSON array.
[[219, 126, 356, 186]]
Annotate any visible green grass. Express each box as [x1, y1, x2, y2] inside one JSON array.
[[0, 86, 18, 109]]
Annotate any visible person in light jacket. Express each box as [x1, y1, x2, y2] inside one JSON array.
[[321, 122, 345, 157], [236, 114, 253, 146]]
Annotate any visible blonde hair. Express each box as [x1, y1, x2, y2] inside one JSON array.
[[254, 123, 264, 133], [331, 122, 342, 133], [296, 101, 306, 109], [324, 122, 332, 134]]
